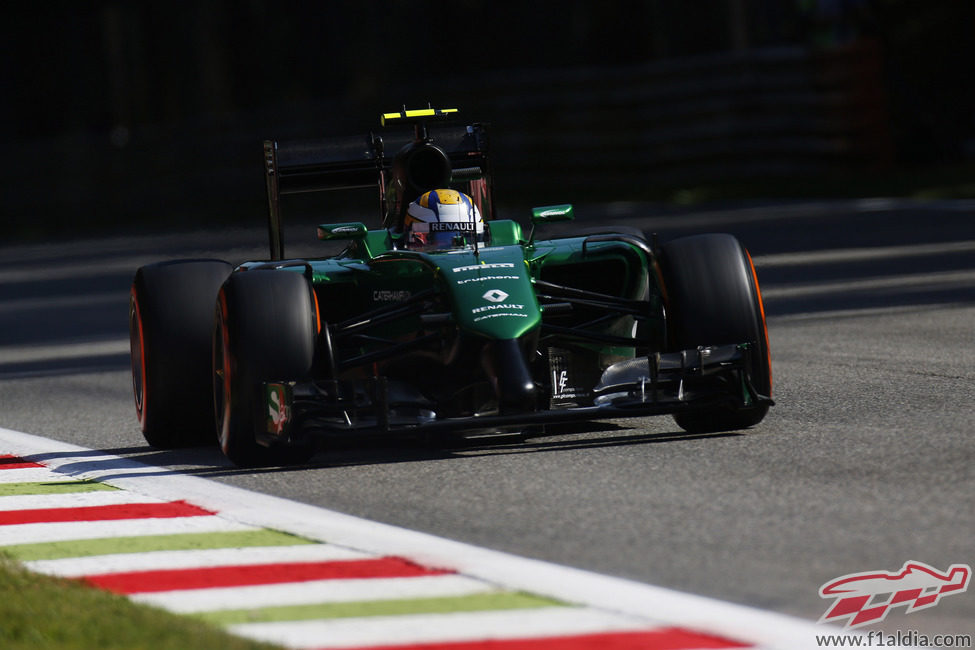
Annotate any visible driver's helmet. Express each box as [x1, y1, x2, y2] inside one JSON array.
[[403, 189, 483, 250]]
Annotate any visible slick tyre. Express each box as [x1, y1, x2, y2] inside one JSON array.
[[213, 270, 318, 467], [658, 234, 772, 433], [130, 260, 233, 448]]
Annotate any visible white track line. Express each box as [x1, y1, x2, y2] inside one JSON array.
[[0, 516, 256, 546], [0, 293, 128, 318], [760, 268, 975, 299], [228, 607, 650, 649], [752, 239, 975, 268], [0, 338, 129, 364], [0, 466, 71, 483], [26, 544, 371, 578], [0, 490, 163, 511], [133, 574, 501, 614]]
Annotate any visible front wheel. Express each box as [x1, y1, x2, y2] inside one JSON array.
[[658, 234, 772, 433], [130, 260, 232, 448], [213, 270, 319, 467]]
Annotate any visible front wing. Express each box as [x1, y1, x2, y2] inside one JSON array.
[[259, 342, 773, 445]]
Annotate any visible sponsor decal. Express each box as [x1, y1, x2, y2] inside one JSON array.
[[471, 303, 524, 314], [818, 560, 971, 629], [550, 371, 586, 400], [482, 289, 509, 303], [330, 225, 361, 234], [453, 263, 515, 273], [372, 290, 412, 302], [548, 348, 601, 408], [473, 312, 530, 323], [266, 384, 291, 435], [553, 370, 570, 396], [429, 221, 477, 232], [547, 347, 592, 403], [455, 274, 520, 285]]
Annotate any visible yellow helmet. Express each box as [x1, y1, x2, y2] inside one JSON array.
[[403, 190, 483, 250]]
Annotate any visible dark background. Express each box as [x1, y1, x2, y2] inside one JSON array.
[[3, 1, 974, 239]]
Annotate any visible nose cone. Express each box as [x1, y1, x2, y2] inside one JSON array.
[[487, 339, 536, 414]]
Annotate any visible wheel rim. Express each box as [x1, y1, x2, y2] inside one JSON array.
[[213, 294, 233, 452], [129, 288, 148, 428], [744, 249, 772, 396]]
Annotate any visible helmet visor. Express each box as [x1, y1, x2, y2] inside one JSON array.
[[408, 226, 481, 250]]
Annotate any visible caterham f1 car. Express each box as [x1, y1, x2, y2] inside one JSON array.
[[130, 108, 773, 466]]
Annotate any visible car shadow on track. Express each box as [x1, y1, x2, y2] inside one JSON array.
[[24, 421, 747, 480], [427, 422, 745, 459]]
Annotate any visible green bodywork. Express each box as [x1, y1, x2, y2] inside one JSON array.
[[304, 219, 658, 348]]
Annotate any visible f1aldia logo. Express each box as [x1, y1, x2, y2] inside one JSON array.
[[819, 560, 971, 629]]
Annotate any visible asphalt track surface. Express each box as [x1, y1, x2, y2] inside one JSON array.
[[1, 199, 973, 638]]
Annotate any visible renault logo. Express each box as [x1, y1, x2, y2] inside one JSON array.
[[482, 289, 509, 303]]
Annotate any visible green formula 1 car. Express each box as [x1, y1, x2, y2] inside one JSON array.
[[129, 107, 773, 466]]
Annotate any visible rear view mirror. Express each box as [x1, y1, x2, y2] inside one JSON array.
[[531, 204, 574, 224], [317, 222, 368, 241]]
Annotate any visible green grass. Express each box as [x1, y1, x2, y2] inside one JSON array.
[[0, 556, 281, 650]]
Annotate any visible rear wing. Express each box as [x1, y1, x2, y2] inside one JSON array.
[[263, 109, 493, 260]]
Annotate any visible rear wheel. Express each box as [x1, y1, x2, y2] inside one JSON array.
[[657, 234, 771, 433], [130, 260, 232, 447], [213, 270, 318, 467]]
